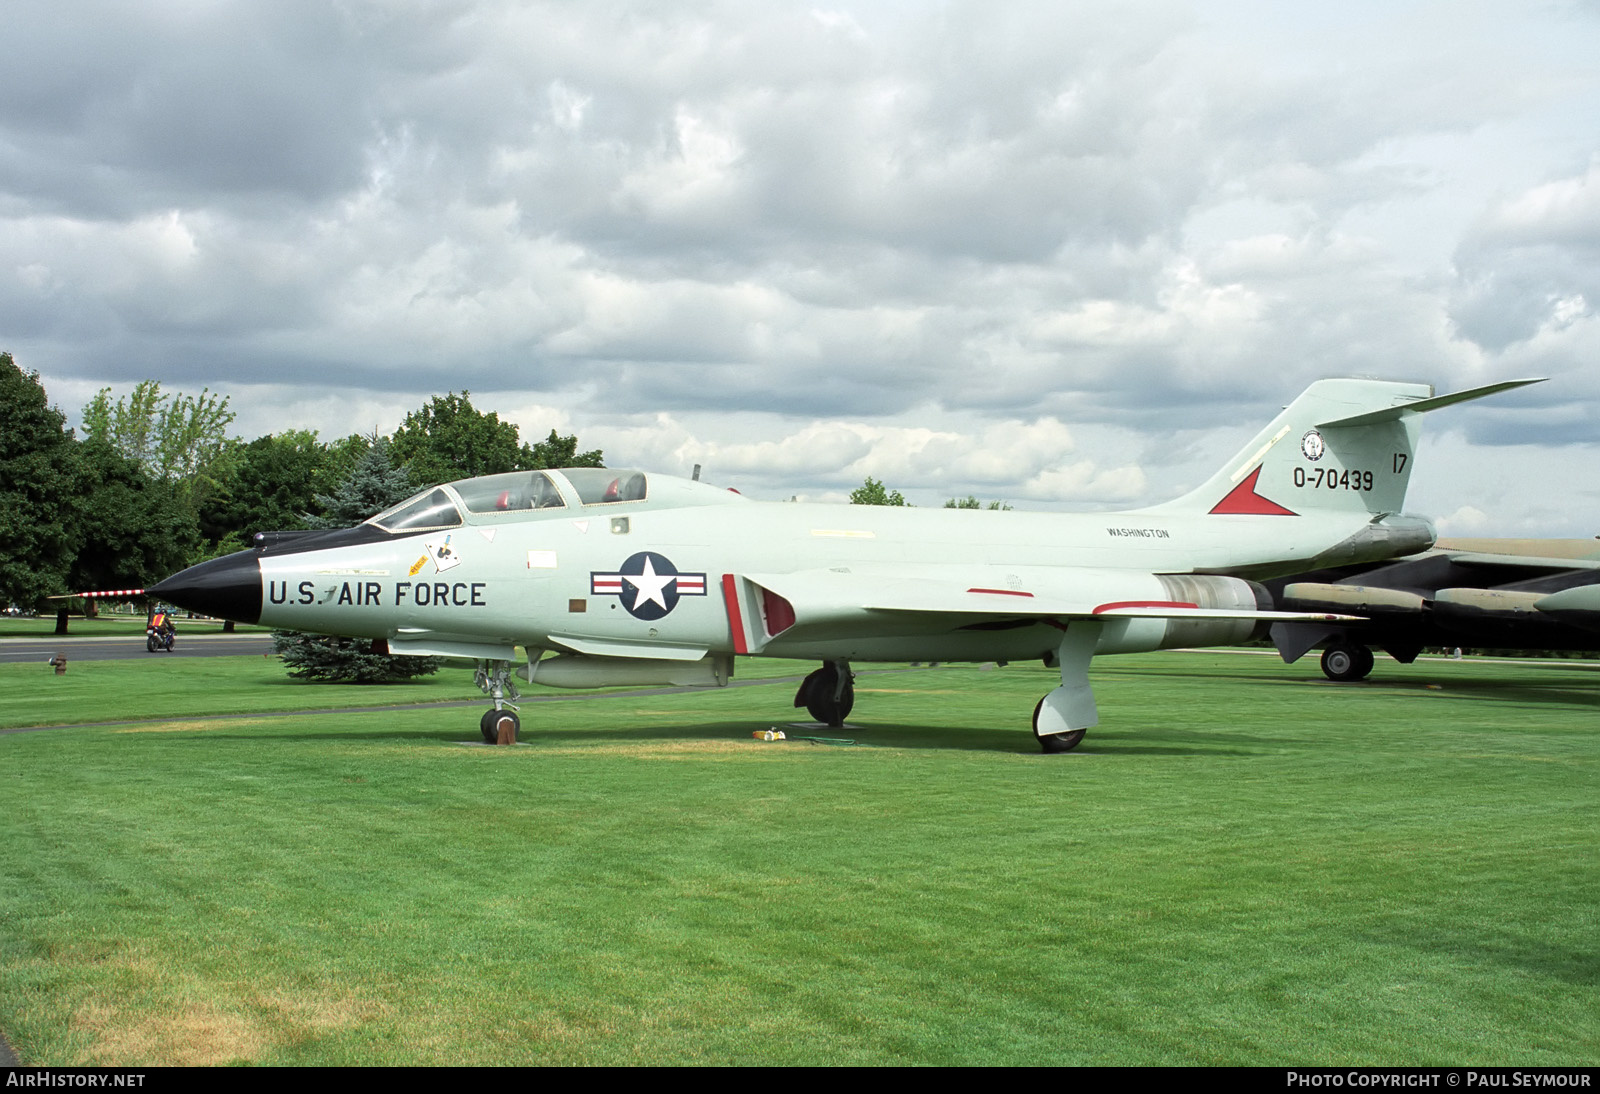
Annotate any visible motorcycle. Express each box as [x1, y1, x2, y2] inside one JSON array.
[[145, 624, 175, 653]]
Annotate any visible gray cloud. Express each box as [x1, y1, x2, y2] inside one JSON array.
[[4, 1, 1599, 532]]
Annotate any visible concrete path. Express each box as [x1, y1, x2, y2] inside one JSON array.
[[0, 633, 274, 664]]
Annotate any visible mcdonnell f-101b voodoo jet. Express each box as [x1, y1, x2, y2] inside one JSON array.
[[150, 377, 1536, 752]]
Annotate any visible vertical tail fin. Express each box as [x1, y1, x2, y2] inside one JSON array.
[[1147, 377, 1542, 518]]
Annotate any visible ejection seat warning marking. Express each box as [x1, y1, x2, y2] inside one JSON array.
[[425, 536, 462, 573], [528, 550, 558, 568]]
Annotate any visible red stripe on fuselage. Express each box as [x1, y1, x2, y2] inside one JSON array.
[[722, 574, 749, 655], [1093, 600, 1199, 614]]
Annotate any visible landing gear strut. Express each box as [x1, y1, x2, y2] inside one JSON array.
[[795, 660, 854, 727], [474, 659, 522, 743], [1032, 621, 1103, 754], [1320, 642, 1374, 682]]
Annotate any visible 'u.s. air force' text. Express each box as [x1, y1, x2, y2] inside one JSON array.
[[269, 580, 488, 607]]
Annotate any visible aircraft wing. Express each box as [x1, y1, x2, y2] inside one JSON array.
[[1434, 551, 1600, 572], [728, 567, 1354, 654]]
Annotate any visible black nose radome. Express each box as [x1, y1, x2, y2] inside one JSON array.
[[148, 551, 263, 625]]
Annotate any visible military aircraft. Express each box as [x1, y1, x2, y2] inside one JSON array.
[[1265, 537, 1600, 680], [149, 377, 1537, 752]]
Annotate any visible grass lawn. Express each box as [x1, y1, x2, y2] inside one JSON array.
[[0, 654, 821, 731], [0, 651, 1595, 1065]]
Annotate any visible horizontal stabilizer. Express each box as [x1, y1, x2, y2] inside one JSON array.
[[1316, 378, 1543, 428]]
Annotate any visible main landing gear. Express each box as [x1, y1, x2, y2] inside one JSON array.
[[1032, 697, 1087, 753], [1320, 642, 1374, 682], [474, 659, 522, 743], [794, 660, 854, 727], [1031, 620, 1104, 754]]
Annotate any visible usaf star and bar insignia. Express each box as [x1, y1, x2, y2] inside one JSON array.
[[590, 551, 707, 620]]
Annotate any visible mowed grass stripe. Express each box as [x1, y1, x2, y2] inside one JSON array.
[[1, 653, 1595, 1065]]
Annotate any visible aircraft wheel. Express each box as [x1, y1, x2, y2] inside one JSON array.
[[1321, 643, 1373, 682], [1032, 696, 1086, 753], [800, 664, 854, 727], [480, 709, 519, 744], [793, 668, 824, 710]]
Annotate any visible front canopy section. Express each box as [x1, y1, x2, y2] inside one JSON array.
[[368, 487, 464, 534], [364, 468, 742, 536]]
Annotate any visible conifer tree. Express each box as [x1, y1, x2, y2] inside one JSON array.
[[308, 434, 414, 527], [273, 434, 441, 682]]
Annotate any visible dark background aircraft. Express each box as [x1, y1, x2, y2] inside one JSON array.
[[1265, 538, 1600, 679]]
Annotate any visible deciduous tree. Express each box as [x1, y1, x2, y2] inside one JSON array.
[[0, 353, 77, 617], [205, 430, 326, 548], [390, 391, 525, 488], [71, 440, 201, 596], [849, 477, 908, 506], [82, 381, 237, 512], [390, 392, 604, 488]]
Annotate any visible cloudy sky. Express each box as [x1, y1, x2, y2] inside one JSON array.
[[4, 0, 1597, 533]]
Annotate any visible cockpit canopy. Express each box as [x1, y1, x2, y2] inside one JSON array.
[[367, 468, 655, 534]]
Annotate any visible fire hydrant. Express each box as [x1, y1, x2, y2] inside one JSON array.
[[49, 653, 67, 675]]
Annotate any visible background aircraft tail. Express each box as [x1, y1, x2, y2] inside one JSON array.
[[1145, 377, 1540, 519]]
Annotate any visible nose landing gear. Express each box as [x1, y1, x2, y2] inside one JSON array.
[[474, 658, 522, 743]]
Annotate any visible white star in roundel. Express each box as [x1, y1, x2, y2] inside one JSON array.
[[625, 555, 676, 612]]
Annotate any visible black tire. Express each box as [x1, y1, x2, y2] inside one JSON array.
[[146, 636, 159, 653], [480, 709, 520, 743], [799, 664, 854, 727], [1031, 696, 1086, 753], [793, 668, 824, 709], [1321, 643, 1373, 682]]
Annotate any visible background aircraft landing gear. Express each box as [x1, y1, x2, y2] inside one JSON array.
[[1321, 642, 1374, 682], [795, 660, 854, 727]]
